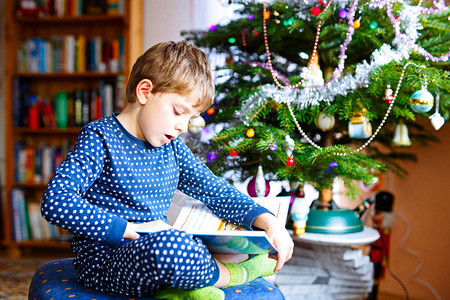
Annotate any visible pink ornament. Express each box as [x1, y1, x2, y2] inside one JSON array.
[[247, 176, 270, 197]]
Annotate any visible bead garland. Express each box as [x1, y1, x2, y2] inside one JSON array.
[[262, 1, 333, 89], [286, 61, 423, 155]]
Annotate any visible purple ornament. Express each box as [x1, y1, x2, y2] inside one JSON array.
[[209, 24, 217, 31], [247, 177, 270, 197], [207, 152, 217, 163], [248, 15, 255, 20], [329, 161, 338, 168], [339, 9, 347, 19], [269, 142, 278, 151]]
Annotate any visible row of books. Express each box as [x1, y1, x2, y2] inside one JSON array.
[[15, 140, 73, 184], [16, 0, 124, 18], [17, 34, 124, 73], [11, 188, 72, 242], [13, 76, 125, 128]]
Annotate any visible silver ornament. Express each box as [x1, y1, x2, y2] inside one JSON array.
[[188, 116, 206, 134]]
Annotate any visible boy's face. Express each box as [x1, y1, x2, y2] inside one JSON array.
[[137, 90, 201, 147]]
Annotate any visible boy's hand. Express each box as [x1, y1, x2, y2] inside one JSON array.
[[253, 213, 294, 273], [124, 220, 172, 240]]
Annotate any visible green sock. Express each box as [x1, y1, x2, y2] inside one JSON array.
[[153, 286, 225, 300], [221, 254, 276, 288]]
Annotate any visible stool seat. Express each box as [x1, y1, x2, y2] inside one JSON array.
[[29, 258, 284, 300]]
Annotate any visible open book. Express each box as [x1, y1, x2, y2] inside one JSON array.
[[136, 191, 291, 255]]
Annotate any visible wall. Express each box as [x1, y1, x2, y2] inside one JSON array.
[[378, 119, 450, 300], [143, 0, 238, 50]]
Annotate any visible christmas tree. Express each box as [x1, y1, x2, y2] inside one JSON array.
[[182, 0, 450, 202]]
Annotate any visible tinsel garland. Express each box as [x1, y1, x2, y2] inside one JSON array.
[[236, 0, 448, 122]]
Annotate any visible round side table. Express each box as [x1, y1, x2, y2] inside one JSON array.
[[275, 227, 380, 300]]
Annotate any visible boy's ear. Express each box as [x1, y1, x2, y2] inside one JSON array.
[[136, 79, 154, 104]]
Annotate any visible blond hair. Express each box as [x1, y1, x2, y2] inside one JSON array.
[[126, 41, 214, 112]]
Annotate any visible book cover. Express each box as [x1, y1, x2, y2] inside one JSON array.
[[74, 89, 83, 127], [28, 202, 44, 240], [65, 35, 76, 73], [76, 35, 86, 73], [137, 192, 290, 255]]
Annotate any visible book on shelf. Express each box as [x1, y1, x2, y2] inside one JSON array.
[[19, 0, 125, 17], [18, 35, 123, 73], [14, 76, 123, 129], [11, 188, 72, 242], [14, 141, 74, 185], [136, 191, 291, 255]]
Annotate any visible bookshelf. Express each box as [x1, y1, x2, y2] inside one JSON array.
[[2, 0, 142, 257]]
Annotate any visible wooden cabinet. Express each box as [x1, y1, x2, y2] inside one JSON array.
[[2, 0, 142, 255]]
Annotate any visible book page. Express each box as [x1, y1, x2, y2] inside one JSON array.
[[174, 202, 236, 232], [172, 196, 290, 234]]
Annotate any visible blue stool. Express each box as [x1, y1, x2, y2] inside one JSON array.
[[29, 258, 284, 300]]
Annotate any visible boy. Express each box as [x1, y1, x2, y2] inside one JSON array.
[[41, 41, 293, 299]]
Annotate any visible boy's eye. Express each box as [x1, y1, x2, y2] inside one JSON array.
[[173, 107, 181, 115]]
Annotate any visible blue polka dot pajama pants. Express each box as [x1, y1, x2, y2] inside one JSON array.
[[74, 229, 220, 297]]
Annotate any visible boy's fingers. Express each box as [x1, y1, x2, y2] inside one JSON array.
[[274, 255, 287, 273]]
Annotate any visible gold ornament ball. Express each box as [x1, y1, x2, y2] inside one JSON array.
[[315, 112, 335, 131], [188, 115, 206, 134], [246, 128, 255, 138]]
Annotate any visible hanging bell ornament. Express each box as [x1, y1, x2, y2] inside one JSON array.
[[315, 112, 335, 131], [188, 115, 206, 134], [410, 84, 434, 113], [392, 122, 412, 146], [429, 94, 445, 130], [382, 85, 394, 104]]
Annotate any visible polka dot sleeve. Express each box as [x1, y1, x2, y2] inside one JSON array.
[[40, 126, 127, 247], [172, 138, 271, 230]]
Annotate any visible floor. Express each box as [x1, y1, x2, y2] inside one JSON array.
[[0, 246, 409, 300], [0, 247, 74, 300]]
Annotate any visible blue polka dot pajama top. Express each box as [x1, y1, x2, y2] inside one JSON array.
[[41, 114, 271, 297]]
